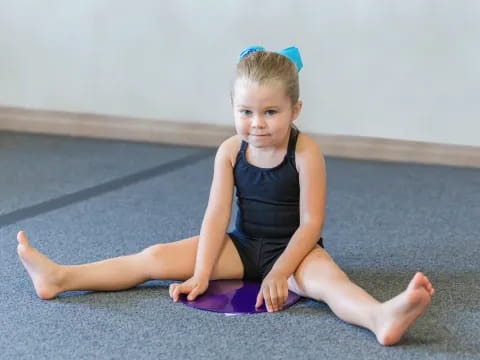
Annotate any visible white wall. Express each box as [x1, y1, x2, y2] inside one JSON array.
[[1, 0, 479, 146]]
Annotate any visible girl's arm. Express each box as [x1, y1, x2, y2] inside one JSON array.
[[193, 136, 237, 280], [270, 134, 327, 277]]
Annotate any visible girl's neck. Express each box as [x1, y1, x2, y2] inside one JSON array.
[[246, 127, 292, 163]]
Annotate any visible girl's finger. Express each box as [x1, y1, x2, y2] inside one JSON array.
[[280, 284, 288, 309], [187, 287, 198, 301], [269, 286, 278, 311], [276, 286, 283, 310], [264, 288, 273, 312], [255, 291, 264, 308], [172, 287, 179, 301], [169, 284, 177, 298], [174, 285, 189, 301]]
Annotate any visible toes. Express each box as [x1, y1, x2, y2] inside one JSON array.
[[417, 274, 434, 297], [17, 231, 30, 246], [17, 231, 25, 242], [424, 276, 434, 293], [415, 272, 425, 280], [422, 279, 434, 297], [410, 272, 424, 288], [409, 272, 434, 293], [417, 272, 429, 286]]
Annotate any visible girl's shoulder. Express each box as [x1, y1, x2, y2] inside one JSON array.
[[295, 132, 323, 154], [217, 135, 244, 168], [294, 132, 325, 172]]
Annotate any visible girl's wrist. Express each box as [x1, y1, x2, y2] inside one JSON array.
[[269, 266, 291, 278], [193, 269, 211, 280]]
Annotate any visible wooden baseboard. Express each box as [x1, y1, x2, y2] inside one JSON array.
[[0, 106, 234, 147], [1, 105, 479, 168]]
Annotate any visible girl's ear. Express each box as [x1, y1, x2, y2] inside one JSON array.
[[292, 100, 303, 121]]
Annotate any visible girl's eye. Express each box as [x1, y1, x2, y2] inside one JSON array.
[[266, 110, 277, 115], [241, 110, 251, 115]]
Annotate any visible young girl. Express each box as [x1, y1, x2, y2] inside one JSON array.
[[16, 46, 434, 346]]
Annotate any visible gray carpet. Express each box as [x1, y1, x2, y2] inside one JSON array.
[[0, 130, 479, 359]]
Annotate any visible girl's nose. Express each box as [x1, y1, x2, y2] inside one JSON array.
[[251, 115, 266, 128]]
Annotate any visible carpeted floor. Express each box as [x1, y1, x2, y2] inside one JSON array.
[[1, 131, 479, 359]]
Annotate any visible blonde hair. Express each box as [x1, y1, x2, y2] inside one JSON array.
[[231, 51, 300, 107]]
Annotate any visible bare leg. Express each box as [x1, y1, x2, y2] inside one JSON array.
[[16, 230, 244, 300], [17, 231, 152, 299], [289, 247, 435, 346], [321, 272, 433, 346]]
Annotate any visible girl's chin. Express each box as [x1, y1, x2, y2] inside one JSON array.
[[248, 137, 275, 148], [248, 136, 270, 144]]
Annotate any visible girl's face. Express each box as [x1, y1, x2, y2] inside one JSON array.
[[232, 78, 302, 149]]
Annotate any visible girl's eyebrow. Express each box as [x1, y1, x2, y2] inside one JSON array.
[[237, 105, 280, 109]]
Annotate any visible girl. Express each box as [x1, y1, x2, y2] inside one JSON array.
[[16, 46, 434, 346]]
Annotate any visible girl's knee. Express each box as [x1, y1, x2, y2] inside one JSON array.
[[296, 250, 349, 288], [318, 259, 349, 282], [140, 243, 166, 260], [139, 244, 174, 279]]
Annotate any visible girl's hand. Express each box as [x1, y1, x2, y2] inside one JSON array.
[[255, 271, 289, 312], [169, 275, 209, 302]]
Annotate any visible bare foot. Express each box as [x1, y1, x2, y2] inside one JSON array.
[[17, 231, 64, 299], [375, 272, 435, 346]]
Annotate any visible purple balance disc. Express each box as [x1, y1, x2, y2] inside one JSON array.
[[180, 279, 302, 314]]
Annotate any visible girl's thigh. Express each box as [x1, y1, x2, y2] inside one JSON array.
[[141, 234, 245, 281]]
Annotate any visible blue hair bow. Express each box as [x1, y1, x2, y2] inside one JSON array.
[[238, 46, 303, 72]]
